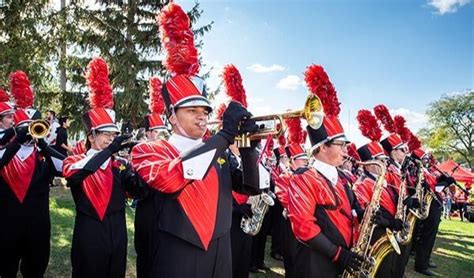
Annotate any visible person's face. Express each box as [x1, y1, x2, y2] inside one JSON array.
[[391, 147, 407, 163], [341, 159, 353, 171], [170, 106, 209, 140], [292, 158, 308, 169], [317, 140, 347, 166], [0, 114, 14, 129], [88, 131, 117, 150], [146, 129, 160, 141], [64, 119, 70, 128], [46, 112, 53, 121]]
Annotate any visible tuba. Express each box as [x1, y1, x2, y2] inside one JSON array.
[[343, 160, 400, 278], [240, 191, 276, 235]]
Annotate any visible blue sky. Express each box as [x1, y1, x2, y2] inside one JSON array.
[[177, 0, 473, 146]]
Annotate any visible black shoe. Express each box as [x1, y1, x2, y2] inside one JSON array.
[[271, 252, 284, 261], [428, 261, 438, 268], [415, 268, 435, 276]]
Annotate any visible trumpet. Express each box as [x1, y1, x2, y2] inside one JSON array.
[[211, 95, 324, 148], [28, 119, 50, 139]]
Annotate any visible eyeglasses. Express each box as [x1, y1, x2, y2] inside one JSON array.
[[331, 141, 347, 148]]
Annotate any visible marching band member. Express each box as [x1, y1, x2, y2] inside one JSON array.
[[287, 65, 364, 278], [410, 148, 445, 276], [277, 117, 309, 277], [354, 109, 403, 278], [62, 58, 146, 277], [131, 3, 265, 277], [0, 71, 64, 277], [376, 105, 419, 278], [0, 88, 15, 147], [134, 76, 169, 278]]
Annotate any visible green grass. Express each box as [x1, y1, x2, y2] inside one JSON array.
[[45, 187, 473, 277]]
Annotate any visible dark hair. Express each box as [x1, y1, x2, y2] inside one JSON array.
[[46, 110, 56, 117], [59, 116, 69, 126]]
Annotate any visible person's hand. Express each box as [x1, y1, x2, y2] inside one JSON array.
[[219, 102, 253, 144], [15, 127, 31, 144], [390, 219, 404, 231], [373, 210, 390, 228], [107, 134, 132, 153], [235, 203, 253, 217], [403, 196, 420, 209], [335, 248, 364, 274]]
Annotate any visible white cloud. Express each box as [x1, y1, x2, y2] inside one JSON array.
[[427, 0, 471, 14], [390, 108, 428, 132], [276, 75, 302, 91], [247, 64, 285, 73]]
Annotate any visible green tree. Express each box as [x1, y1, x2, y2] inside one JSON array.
[[58, 0, 213, 135], [421, 91, 473, 169], [0, 0, 60, 109]]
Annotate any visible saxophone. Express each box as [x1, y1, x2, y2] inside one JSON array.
[[410, 160, 433, 220], [240, 191, 276, 235], [394, 159, 419, 245], [343, 160, 400, 278]]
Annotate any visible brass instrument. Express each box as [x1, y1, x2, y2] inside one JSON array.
[[343, 160, 400, 278], [410, 159, 433, 220], [240, 191, 276, 235], [394, 158, 419, 245], [210, 95, 324, 148], [28, 119, 50, 139]]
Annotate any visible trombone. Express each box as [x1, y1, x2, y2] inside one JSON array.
[[211, 95, 324, 147]]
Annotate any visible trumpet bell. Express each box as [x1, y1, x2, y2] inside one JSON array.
[[304, 95, 324, 130], [28, 120, 50, 139]]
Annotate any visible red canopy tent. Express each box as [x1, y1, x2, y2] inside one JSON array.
[[437, 160, 474, 184]]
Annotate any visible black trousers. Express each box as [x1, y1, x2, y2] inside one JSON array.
[[151, 230, 232, 278], [270, 199, 284, 255], [415, 200, 442, 271], [134, 196, 155, 278], [231, 212, 252, 278], [371, 227, 398, 278], [0, 204, 50, 278], [292, 240, 340, 278], [71, 210, 127, 278], [281, 218, 298, 278], [250, 206, 271, 267]]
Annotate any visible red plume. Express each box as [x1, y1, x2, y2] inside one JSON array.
[[149, 77, 164, 114], [9, 71, 34, 109], [304, 64, 340, 117], [86, 57, 113, 109], [215, 103, 227, 121], [357, 109, 382, 142], [374, 104, 395, 133], [265, 139, 274, 157], [158, 2, 199, 76], [285, 117, 305, 145], [0, 89, 9, 102], [408, 132, 422, 152], [222, 64, 248, 108], [347, 142, 361, 161], [393, 115, 411, 142]]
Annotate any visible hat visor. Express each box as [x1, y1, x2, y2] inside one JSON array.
[[175, 97, 213, 112], [95, 125, 120, 133]]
